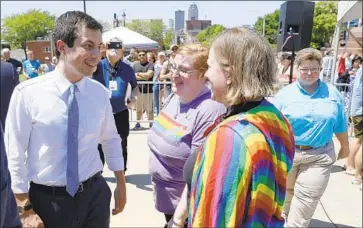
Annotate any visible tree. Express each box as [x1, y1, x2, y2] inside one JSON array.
[[254, 9, 280, 45], [126, 19, 165, 43], [126, 20, 150, 37], [163, 29, 174, 50], [1, 9, 55, 56], [253, 2, 338, 49], [311, 1, 337, 49], [196, 24, 226, 46], [149, 20, 165, 45]]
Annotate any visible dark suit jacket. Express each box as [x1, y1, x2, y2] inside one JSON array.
[[1, 61, 19, 129], [0, 125, 21, 227]]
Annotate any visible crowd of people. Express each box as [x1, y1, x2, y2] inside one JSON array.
[[0, 10, 362, 228], [1, 48, 58, 79]]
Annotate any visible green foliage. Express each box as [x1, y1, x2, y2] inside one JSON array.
[[1, 9, 55, 51], [196, 24, 226, 46], [253, 2, 337, 49], [126, 19, 165, 43], [253, 9, 280, 45], [311, 1, 337, 49], [163, 29, 174, 50]]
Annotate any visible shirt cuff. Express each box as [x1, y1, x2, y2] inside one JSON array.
[[106, 158, 124, 172], [11, 180, 29, 194]]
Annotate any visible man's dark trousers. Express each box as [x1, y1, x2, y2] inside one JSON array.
[[98, 109, 129, 170], [29, 174, 111, 228]]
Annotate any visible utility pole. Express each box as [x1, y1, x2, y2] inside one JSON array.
[[83, 0, 86, 13]]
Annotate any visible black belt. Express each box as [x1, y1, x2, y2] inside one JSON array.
[[296, 145, 313, 151], [30, 171, 102, 195]]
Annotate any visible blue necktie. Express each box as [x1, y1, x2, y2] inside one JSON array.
[[66, 84, 79, 197]]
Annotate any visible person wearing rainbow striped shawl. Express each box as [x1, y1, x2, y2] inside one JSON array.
[[169, 28, 295, 228]]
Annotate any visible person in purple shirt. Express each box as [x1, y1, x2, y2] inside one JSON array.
[[147, 44, 226, 228]]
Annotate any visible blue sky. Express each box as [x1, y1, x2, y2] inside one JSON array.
[[1, 1, 284, 28]]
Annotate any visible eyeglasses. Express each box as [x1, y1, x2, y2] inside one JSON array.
[[138, 54, 145, 57], [170, 64, 195, 76], [299, 68, 321, 74]]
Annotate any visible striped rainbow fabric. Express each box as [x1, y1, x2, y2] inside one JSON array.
[[188, 100, 295, 228]]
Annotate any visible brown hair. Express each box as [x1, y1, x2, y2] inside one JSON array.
[[211, 27, 277, 105], [176, 43, 209, 79], [147, 52, 156, 63], [295, 48, 323, 67]]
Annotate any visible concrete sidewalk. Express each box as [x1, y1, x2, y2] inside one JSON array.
[[103, 132, 362, 227]]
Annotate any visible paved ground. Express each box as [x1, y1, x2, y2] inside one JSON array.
[[102, 130, 362, 228]]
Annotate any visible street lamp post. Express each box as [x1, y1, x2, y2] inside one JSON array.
[[122, 11, 126, 27], [83, 0, 86, 13]]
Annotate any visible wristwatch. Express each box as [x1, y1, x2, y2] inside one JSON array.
[[18, 204, 33, 214]]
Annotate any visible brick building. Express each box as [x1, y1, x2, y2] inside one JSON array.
[[185, 20, 212, 44], [26, 40, 54, 63]]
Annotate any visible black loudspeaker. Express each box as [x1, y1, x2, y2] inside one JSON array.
[[277, 1, 315, 52]]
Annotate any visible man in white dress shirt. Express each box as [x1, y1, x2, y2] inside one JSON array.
[[5, 11, 126, 228]]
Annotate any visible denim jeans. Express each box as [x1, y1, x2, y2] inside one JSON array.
[[153, 81, 160, 116]]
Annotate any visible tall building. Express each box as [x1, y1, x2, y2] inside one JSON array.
[[168, 19, 174, 31], [175, 10, 185, 31], [188, 3, 199, 20]]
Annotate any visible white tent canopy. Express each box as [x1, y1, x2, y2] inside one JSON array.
[[337, 1, 362, 23], [330, 1, 362, 84], [102, 26, 159, 51]]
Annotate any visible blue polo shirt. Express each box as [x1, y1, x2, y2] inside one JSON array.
[[92, 58, 137, 113], [23, 59, 41, 78], [273, 80, 347, 148]]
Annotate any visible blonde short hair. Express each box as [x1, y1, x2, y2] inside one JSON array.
[[176, 43, 209, 79], [295, 48, 323, 67], [211, 27, 277, 105]]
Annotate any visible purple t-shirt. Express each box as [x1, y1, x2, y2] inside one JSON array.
[[148, 87, 226, 214]]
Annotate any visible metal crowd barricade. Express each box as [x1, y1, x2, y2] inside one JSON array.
[[129, 81, 172, 124], [129, 80, 354, 136]]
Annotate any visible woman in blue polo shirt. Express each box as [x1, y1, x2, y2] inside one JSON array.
[[274, 48, 350, 228]]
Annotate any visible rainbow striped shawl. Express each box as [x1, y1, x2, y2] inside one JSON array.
[[188, 100, 295, 227]]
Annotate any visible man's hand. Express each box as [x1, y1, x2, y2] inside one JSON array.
[[112, 183, 126, 215], [20, 209, 44, 228], [127, 101, 135, 109], [15, 193, 44, 227], [338, 146, 350, 160]]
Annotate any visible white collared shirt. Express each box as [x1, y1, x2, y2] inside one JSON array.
[[5, 69, 123, 193]]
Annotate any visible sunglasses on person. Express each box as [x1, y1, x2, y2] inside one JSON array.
[[172, 47, 178, 51], [139, 53, 146, 57]]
